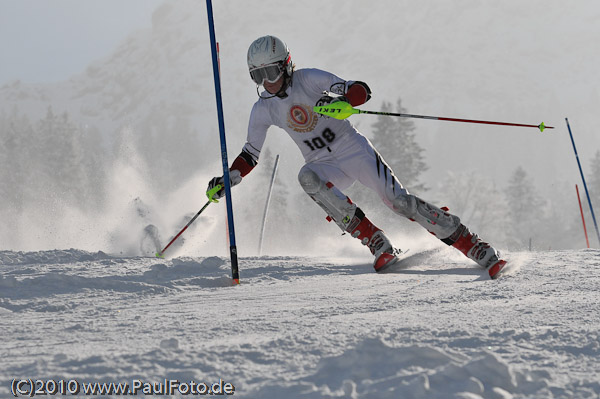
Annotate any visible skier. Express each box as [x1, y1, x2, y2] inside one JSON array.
[[207, 35, 506, 278]]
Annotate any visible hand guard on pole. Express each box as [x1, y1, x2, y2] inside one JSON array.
[[206, 169, 242, 202], [315, 95, 349, 118]]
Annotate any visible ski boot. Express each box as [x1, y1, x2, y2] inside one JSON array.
[[349, 213, 401, 272], [444, 224, 507, 279], [369, 230, 402, 272]]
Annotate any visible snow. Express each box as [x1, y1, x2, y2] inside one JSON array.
[[2, 247, 599, 398]]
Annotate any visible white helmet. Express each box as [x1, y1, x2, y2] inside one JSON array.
[[247, 35, 293, 85]]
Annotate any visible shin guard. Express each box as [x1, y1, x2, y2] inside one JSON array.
[[393, 194, 461, 239], [298, 169, 358, 231]]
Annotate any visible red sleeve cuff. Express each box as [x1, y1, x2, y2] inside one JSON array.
[[231, 155, 255, 177]]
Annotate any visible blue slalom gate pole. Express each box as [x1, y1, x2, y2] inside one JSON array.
[[206, 0, 239, 284], [566, 118, 600, 247]]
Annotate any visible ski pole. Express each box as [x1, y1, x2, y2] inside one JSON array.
[[155, 185, 222, 258], [313, 101, 553, 132]]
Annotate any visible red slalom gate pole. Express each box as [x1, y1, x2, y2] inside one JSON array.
[[576, 184, 590, 249]]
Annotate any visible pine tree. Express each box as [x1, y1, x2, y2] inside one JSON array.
[[77, 124, 108, 209], [0, 108, 35, 212], [434, 170, 509, 245], [34, 108, 89, 207], [505, 166, 545, 249], [369, 98, 428, 193], [132, 105, 204, 194], [588, 150, 600, 210], [551, 179, 590, 249]]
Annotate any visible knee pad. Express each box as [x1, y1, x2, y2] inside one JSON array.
[[298, 169, 323, 195]]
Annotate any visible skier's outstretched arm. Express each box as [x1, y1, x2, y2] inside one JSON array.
[[206, 149, 257, 201]]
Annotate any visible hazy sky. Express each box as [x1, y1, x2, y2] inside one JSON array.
[[0, 0, 163, 84]]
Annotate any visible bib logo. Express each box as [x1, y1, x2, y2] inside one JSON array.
[[287, 104, 318, 133]]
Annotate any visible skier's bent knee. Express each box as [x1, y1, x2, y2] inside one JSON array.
[[298, 169, 323, 195]]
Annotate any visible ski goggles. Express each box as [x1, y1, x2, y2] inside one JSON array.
[[249, 63, 284, 85]]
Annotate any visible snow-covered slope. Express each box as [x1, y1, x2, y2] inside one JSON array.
[[2, 248, 599, 398]]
